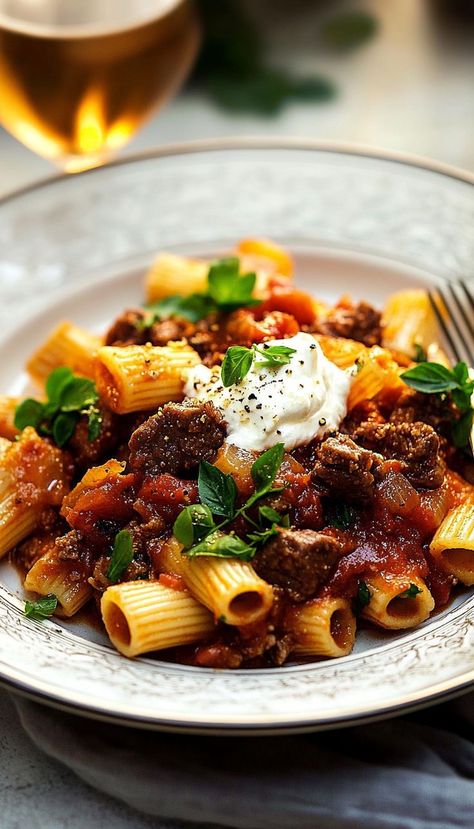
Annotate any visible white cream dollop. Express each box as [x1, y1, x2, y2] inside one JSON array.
[[184, 332, 351, 452]]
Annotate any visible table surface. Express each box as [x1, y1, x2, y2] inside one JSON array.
[[0, 1, 472, 827]]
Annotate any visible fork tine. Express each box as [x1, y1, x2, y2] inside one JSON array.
[[430, 285, 474, 366], [428, 291, 462, 364], [448, 281, 474, 340], [459, 280, 474, 315]]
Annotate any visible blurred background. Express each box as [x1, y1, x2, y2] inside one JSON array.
[[0, 0, 472, 196]]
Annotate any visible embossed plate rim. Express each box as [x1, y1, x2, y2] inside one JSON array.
[[0, 140, 472, 732]]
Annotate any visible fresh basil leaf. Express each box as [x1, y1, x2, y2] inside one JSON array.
[[185, 530, 255, 561], [59, 376, 98, 412], [251, 443, 285, 494], [52, 411, 78, 447], [352, 581, 371, 616], [87, 408, 102, 442], [107, 530, 134, 582], [198, 461, 237, 518], [208, 258, 259, 310], [413, 343, 427, 363], [453, 361, 469, 386], [221, 345, 254, 387], [24, 593, 58, 620], [400, 362, 458, 394], [451, 386, 473, 413], [142, 293, 215, 326], [14, 398, 45, 431], [247, 525, 279, 545], [258, 505, 283, 524], [173, 507, 194, 548], [398, 583, 422, 599], [253, 344, 296, 367], [452, 410, 474, 449], [173, 503, 215, 549], [45, 366, 74, 408]]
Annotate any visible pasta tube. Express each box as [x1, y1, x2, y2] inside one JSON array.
[[236, 238, 294, 279], [430, 503, 474, 585], [0, 438, 37, 558], [315, 335, 368, 369], [382, 289, 438, 359], [348, 346, 404, 410], [0, 429, 68, 559], [27, 322, 101, 385], [94, 342, 201, 413], [0, 396, 19, 440], [159, 536, 274, 626], [24, 549, 92, 617], [145, 253, 209, 303], [286, 597, 356, 658], [101, 580, 214, 658], [362, 575, 434, 629]]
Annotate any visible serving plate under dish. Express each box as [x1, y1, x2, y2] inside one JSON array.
[[0, 140, 473, 733]]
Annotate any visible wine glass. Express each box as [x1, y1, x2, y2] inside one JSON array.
[[0, 0, 200, 172]]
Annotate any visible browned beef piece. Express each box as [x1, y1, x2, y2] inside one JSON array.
[[311, 433, 378, 503], [353, 421, 444, 489], [105, 309, 148, 346], [106, 308, 195, 348], [128, 400, 226, 476], [388, 389, 457, 444], [313, 300, 382, 346], [254, 529, 342, 602], [56, 529, 96, 568], [150, 317, 195, 347]]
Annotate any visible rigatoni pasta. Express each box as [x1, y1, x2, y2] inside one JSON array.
[[27, 321, 101, 385], [94, 342, 200, 413], [286, 597, 356, 658], [4, 238, 473, 670], [430, 503, 474, 585], [361, 575, 434, 629], [101, 580, 214, 657], [24, 548, 92, 617]]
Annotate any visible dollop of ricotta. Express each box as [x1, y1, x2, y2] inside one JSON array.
[[184, 332, 351, 452]]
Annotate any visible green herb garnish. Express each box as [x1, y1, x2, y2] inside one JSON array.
[[398, 583, 422, 599], [198, 461, 237, 519], [24, 594, 58, 620], [141, 257, 259, 328], [352, 581, 371, 616], [323, 11, 378, 50], [173, 504, 215, 548], [221, 343, 296, 387], [107, 530, 134, 583], [173, 443, 286, 560], [14, 367, 101, 448], [413, 343, 428, 363], [400, 360, 474, 449]]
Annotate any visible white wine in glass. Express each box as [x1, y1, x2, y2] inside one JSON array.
[[0, 0, 200, 172]]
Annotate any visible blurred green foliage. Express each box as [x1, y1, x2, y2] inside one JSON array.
[[322, 10, 378, 50], [194, 0, 336, 115]]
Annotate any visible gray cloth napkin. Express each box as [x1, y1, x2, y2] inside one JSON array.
[[14, 692, 474, 829]]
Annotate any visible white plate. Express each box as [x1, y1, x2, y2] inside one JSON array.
[[0, 141, 473, 733]]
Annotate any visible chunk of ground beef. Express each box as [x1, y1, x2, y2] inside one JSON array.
[[353, 421, 445, 489], [312, 299, 382, 346], [388, 388, 457, 444], [311, 433, 378, 503], [128, 401, 226, 476], [105, 309, 148, 346], [254, 529, 342, 602]]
